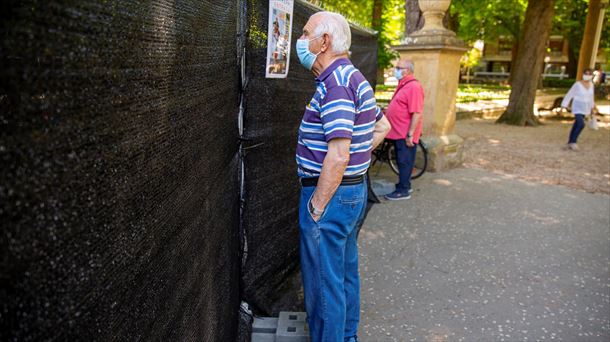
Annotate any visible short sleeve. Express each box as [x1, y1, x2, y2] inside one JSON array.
[[319, 86, 356, 141], [408, 84, 424, 114], [375, 105, 384, 122]]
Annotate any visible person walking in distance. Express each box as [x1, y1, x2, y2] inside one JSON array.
[[295, 11, 390, 342], [561, 68, 598, 151], [384, 59, 424, 200]]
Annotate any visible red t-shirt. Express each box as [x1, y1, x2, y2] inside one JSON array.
[[385, 76, 424, 143]]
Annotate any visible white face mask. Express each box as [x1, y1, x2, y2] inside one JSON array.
[[582, 74, 593, 81]]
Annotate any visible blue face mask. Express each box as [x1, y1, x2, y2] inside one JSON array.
[[297, 36, 322, 71], [394, 68, 403, 80]]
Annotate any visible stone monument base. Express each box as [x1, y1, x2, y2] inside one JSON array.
[[424, 134, 464, 172], [395, 30, 468, 173]]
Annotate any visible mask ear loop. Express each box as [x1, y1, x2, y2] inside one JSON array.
[[308, 35, 323, 60]]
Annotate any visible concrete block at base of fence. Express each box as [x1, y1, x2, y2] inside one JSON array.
[[253, 317, 279, 334], [277, 312, 308, 342], [251, 312, 309, 342], [251, 332, 277, 342]]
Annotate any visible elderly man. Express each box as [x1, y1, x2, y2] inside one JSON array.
[[295, 11, 390, 342], [384, 59, 424, 200]]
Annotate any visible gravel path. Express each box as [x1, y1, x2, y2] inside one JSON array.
[[455, 117, 610, 194]]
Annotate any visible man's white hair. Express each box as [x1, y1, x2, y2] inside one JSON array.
[[404, 60, 414, 73], [312, 11, 351, 54]]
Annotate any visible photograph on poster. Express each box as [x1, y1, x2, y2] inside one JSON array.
[[266, 0, 294, 78]]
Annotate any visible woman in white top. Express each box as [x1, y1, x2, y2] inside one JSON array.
[[561, 68, 598, 150]]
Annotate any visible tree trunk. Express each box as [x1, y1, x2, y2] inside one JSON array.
[[566, 44, 578, 78], [372, 0, 383, 29], [576, 0, 606, 79], [372, 0, 385, 84], [405, 0, 424, 35], [443, 7, 459, 32], [496, 0, 555, 126]]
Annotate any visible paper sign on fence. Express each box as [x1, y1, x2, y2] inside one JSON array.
[[265, 0, 294, 78]]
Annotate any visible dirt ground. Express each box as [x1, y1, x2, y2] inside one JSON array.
[[455, 116, 610, 194]]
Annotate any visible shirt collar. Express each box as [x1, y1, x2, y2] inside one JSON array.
[[316, 58, 352, 82], [398, 74, 415, 84]]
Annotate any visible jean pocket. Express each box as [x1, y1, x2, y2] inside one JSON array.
[[339, 195, 364, 205]]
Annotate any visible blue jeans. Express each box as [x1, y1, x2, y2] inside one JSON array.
[[568, 114, 585, 143], [299, 179, 367, 342], [393, 139, 417, 192]]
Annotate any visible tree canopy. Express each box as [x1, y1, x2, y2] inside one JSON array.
[[450, 0, 528, 44], [310, 0, 405, 72], [307, 0, 609, 78], [451, 0, 609, 76]]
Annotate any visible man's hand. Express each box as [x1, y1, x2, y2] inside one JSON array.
[[406, 136, 415, 147], [308, 199, 323, 222], [406, 112, 422, 148]]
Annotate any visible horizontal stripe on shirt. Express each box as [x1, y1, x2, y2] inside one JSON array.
[[296, 58, 383, 178]]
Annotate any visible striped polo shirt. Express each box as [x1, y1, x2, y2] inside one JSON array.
[[296, 58, 383, 178]]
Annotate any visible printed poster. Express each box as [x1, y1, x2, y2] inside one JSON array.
[[265, 0, 294, 78]]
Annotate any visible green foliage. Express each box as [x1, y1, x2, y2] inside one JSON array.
[[309, 0, 373, 26], [375, 84, 511, 105], [552, 0, 588, 62], [450, 0, 527, 44], [461, 46, 482, 69], [309, 0, 404, 70], [456, 84, 511, 103], [554, 1, 610, 58], [248, 3, 268, 48], [602, 7, 610, 55], [383, 0, 406, 45], [375, 0, 404, 70], [452, 0, 609, 61], [542, 78, 575, 88]]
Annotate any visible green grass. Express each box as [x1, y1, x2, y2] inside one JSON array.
[[456, 84, 511, 103], [375, 83, 512, 105]]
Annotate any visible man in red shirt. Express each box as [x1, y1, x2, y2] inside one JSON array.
[[384, 59, 424, 200]]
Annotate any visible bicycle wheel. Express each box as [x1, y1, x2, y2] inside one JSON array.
[[411, 140, 428, 179], [387, 143, 399, 175]]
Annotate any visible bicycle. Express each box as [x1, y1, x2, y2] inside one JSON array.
[[370, 138, 428, 179]]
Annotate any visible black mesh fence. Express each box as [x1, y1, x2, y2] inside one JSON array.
[[1, 0, 377, 340], [241, 0, 378, 316], [1, 1, 241, 340]]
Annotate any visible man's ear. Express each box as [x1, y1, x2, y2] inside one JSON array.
[[320, 33, 330, 53]]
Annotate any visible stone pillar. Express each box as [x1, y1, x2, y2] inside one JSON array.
[[577, 0, 609, 79], [393, 0, 468, 172]]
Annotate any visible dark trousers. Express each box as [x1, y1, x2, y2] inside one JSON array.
[[393, 139, 417, 192], [568, 114, 585, 144]]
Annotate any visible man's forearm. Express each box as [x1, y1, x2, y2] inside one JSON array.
[[371, 115, 391, 150], [311, 139, 351, 212], [408, 112, 422, 136], [312, 155, 348, 212]]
